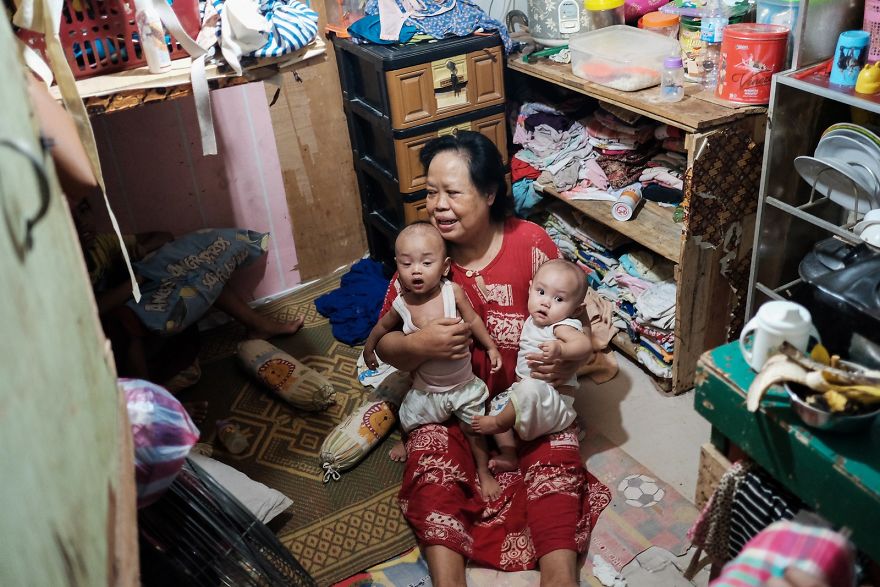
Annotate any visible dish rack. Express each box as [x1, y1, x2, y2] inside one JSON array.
[[17, 0, 200, 80], [746, 59, 880, 317]]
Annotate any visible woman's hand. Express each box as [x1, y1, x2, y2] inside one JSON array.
[[526, 353, 579, 388], [375, 316, 472, 372], [418, 317, 473, 361]]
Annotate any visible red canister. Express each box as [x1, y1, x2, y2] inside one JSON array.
[[717, 23, 789, 104]]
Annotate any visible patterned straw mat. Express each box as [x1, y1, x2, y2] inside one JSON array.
[[178, 270, 416, 586]]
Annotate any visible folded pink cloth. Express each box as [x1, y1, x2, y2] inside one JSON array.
[[710, 521, 854, 587]]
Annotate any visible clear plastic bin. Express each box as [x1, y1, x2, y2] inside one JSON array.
[[570, 25, 681, 91], [326, 0, 365, 36]]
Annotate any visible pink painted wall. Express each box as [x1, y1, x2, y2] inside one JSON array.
[[92, 83, 301, 301]]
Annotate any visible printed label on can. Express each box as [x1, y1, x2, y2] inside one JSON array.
[[718, 32, 786, 103]]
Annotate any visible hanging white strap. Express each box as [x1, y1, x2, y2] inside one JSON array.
[[36, 0, 141, 301], [148, 0, 218, 156]]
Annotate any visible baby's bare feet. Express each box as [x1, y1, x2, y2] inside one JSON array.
[[478, 469, 502, 502], [489, 450, 518, 473], [472, 414, 505, 435], [388, 441, 408, 462]]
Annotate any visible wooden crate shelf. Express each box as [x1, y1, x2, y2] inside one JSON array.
[[510, 56, 766, 393]]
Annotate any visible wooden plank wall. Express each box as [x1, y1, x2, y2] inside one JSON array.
[[267, 2, 367, 281]]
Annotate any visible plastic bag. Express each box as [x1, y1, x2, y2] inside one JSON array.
[[121, 378, 200, 508]]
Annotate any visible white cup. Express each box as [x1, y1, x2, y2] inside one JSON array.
[[739, 301, 819, 371]]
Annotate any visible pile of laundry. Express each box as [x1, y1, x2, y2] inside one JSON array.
[[348, 0, 512, 52], [534, 203, 678, 379], [511, 101, 688, 216]]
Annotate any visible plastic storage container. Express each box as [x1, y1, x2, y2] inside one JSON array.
[[571, 25, 681, 91], [640, 11, 680, 38], [326, 0, 365, 36], [757, 0, 798, 66], [585, 0, 626, 30]]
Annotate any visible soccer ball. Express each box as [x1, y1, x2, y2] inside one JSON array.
[[617, 474, 665, 508]]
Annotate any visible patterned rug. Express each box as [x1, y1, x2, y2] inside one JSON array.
[[179, 270, 417, 587], [332, 427, 699, 587]]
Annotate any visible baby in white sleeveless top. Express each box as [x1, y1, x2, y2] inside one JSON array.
[[363, 223, 504, 501], [473, 259, 592, 472]]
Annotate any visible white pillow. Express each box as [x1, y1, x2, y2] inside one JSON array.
[[188, 453, 292, 523]]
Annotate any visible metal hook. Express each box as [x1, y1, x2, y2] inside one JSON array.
[[0, 137, 52, 251]]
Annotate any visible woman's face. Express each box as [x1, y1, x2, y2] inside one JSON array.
[[425, 150, 495, 245]]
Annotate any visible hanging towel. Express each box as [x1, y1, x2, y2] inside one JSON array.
[[315, 259, 390, 345]]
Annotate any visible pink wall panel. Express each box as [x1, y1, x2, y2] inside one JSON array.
[[92, 83, 301, 302]]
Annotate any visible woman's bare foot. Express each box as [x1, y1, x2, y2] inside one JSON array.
[[489, 449, 518, 473], [183, 401, 209, 426], [247, 316, 304, 340], [389, 441, 408, 462], [472, 414, 506, 435], [477, 468, 502, 502]]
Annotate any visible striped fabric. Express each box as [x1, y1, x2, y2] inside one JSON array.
[[205, 0, 319, 58], [710, 521, 854, 587], [727, 470, 802, 561]]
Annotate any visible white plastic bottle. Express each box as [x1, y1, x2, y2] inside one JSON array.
[[133, 0, 171, 73], [660, 56, 685, 102], [700, 0, 727, 91]]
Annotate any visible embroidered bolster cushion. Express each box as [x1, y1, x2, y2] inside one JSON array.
[[237, 340, 336, 411]]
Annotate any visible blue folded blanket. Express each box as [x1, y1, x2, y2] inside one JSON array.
[[315, 258, 389, 346]]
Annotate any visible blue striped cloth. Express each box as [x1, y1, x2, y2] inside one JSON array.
[[207, 0, 319, 58]]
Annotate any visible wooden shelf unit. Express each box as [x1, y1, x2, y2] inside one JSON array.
[[509, 57, 767, 393]]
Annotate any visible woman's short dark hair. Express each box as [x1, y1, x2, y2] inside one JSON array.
[[419, 131, 511, 222]]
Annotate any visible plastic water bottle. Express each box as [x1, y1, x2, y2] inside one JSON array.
[[700, 0, 727, 91], [660, 56, 685, 102]]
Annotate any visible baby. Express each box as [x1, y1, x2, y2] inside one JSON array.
[[363, 222, 504, 501], [473, 259, 592, 470]]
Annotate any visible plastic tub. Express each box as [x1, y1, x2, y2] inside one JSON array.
[[571, 25, 681, 91], [717, 23, 789, 103], [757, 0, 798, 66], [585, 0, 626, 30], [326, 0, 365, 36], [639, 11, 680, 39]]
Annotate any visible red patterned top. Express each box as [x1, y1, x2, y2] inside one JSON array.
[[381, 217, 561, 395]]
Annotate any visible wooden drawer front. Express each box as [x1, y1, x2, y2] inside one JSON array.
[[404, 199, 430, 224], [469, 47, 504, 107], [472, 112, 508, 162], [392, 68, 436, 127], [394, 112, 508, 193], [387, 47, 505, 129]]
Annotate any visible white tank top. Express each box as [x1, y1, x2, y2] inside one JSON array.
[[393, 279, 474, 393], [516, 316, 583, 387]]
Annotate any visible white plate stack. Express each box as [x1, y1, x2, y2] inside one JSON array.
[[794, 123, 880, 215]]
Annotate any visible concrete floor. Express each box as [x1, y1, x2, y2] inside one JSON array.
[[574, 351, 712, 503]]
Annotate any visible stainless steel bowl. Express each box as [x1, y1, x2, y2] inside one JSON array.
[[785, 384, 880, 433]]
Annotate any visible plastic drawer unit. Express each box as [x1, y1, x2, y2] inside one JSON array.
[[332, 34, 508, 268]]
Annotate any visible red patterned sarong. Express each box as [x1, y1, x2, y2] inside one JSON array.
[[398, 420, 611, 570]]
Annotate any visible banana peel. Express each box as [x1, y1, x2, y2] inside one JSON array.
[[746, 342, 880, 413]]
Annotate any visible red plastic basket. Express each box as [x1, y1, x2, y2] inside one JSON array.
[[19, 0, 201, 80], [866, 0, 880, 63]]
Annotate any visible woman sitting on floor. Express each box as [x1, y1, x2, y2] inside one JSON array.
[[375, 131, 611, 586]]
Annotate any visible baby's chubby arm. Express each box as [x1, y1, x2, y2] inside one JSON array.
[[363, 310, 403, 370], [452, 283, 502, 373], [544, 324, 594, 363]]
